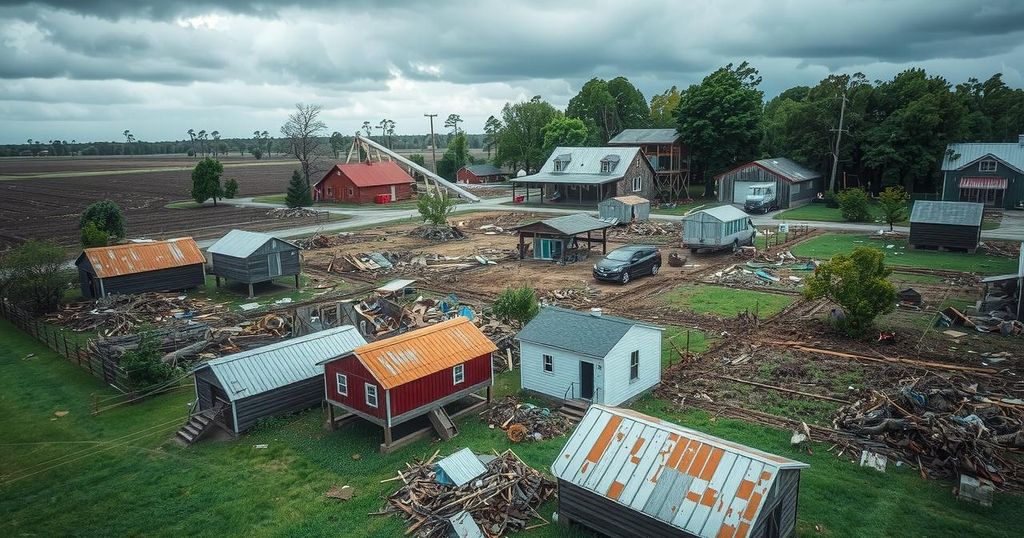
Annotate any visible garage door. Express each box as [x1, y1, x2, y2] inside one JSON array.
[[732, 181, 759, 204]]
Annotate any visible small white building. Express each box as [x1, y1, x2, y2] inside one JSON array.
[[516, 306, 663, 405]]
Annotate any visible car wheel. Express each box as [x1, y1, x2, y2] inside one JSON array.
[[651, 264, 660, 276], [620, 272, 630, 284], [731, 239, 739, 253]]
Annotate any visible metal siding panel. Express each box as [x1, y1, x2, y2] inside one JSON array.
[[567, 411, 613, 483], [595, 422, 646, 496], [700, 453, 745, 537], [83, 237, 205, 278], [690, 451, 739, 536], [553, 408, 603, 476], [717, 460, 763, 533], [582, 419, 636, 491], [620, 428, 672, 509]]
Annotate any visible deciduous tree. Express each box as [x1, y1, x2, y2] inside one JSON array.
[[79, 200, 126, 239], [190, 158, 224, 206], [495, 96, 559, 174], [540, 116, 589, 156], [878, 186, 909, 230], [416, 191, 458, 226], [804, 247, 896, 336], [0, 240, 67, 313], [491, 285, 539, 329], [281, 103, 327, 185]]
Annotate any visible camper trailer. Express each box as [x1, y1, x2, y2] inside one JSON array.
[[682, 205, 757, 253], [744, 182, 777, 213]]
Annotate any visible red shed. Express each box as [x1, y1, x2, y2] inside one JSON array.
[[457, 164, 507, 184], [320, 317, 496, 449], [313, 161, 415, 204]]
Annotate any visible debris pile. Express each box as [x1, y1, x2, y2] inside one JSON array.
[[46, 293, 226, 336], [293, 232, 385, 249], [611, 220, 678, 237], [706, 261, 812, 289], [377, 449, 556, 538], [266, 207, 323, 219], [541, 286, 600, 307], [408, 225, 466, 242], [833, 375, 1024, 490], [480, 397, 574, 442], [328, 251, 402, 272], [982, 241, 1020, 258]]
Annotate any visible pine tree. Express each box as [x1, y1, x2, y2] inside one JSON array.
[[285, 170, 312, 208]]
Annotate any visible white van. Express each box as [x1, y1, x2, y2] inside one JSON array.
[[744, 182, 777, 213]]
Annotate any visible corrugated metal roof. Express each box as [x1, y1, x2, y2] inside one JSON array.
[[511, 146, 648, 185], [317, 161, 414, 188], [376, 279, 417, 293], [942, 142, 1024, 173], [447, 511, 485, 538], [753, 158, 822, 182], [208, 229, 297, 258], [195, 326, 367, 402], [601, 195, 650, 206], [608, 129, 680, 145], [351, 317, 497, 389], [910, 201, 984, 226], [462, 164, 505, 177], [516, 306, 661, 358], [552, 405, 808, 538], [80, 237, 205, 278], [519, 214, 613, 236], [686, 205, 749, 223], [436, 448, 488, 487]]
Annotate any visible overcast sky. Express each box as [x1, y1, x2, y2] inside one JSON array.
[[1, 0, 1023, 144]]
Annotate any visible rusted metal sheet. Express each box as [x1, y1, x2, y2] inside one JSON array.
[[81, 237, 205, 278], [552, 405, 808, 538]]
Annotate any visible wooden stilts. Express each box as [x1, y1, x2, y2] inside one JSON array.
[[248, 282, 254, 298], [294, 274, 300, 289], [384, 425, 393, 448]]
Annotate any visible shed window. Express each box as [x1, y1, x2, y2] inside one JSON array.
[[347, 187, 354, 196], [453, 364, 465, 385], [979, 160, 998, 172], [336, 373, 348, 396], [365, 383, 378, 408], [630, 350, 639, 381], [543, 354, 553, 373], [632, 176, 642, 192]]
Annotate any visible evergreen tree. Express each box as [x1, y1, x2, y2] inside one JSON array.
[[285, 170, 312, 208]]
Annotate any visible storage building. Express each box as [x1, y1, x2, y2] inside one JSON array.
[[313, 161, 415, 204], [607, 128, 689, 201], [208, 229, 301, 297], [321, 317, 497, 450], [514, 214, 613, 261], [187, 325, 366, 439], [510, 147, 656, 206], [682, 206, 757, 253], [553, 405, 809, 538], [75, 237, 206, 299], [714, 158, 823, 209], [457, 164, 506, 184], [940, 136, 1024, 209], [909, 201, 984, 253], [517, 306, 662, 405], [598, 195, 651, 223]]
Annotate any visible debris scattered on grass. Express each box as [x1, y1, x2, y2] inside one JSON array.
[[325, 485, 354, 501], [479, 396, 574, 442]]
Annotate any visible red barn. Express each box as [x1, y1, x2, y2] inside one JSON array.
[[313, 161, 415, 203], [457, 164, 507, 184], [320, 317, 496, 450]]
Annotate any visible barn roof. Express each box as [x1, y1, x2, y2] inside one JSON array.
[[941, 142, 1024, 173], [607, 129, 680, 145], [344, 317, 497, 389], [515, 214, 613, 236], [552, 405, 808, 538], [516, 306, 662, 358], [511, 147, 652, 185], [194, 326, 366, 402], [317, 161, 414, 188], [714, 158, 821, 183], [462, 164, 505, 177], [208, 229, 297, 258], [78, 237, 205, 278], [910, 201, 984, 226], [686, 205, 749, 223]]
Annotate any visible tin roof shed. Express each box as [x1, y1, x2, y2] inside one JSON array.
[[910, 201, 984, 226], [79, 237, 205, 278], [208, 229, 298, 258]]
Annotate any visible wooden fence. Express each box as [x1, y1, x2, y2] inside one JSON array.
[[0, 300, 129, 392]]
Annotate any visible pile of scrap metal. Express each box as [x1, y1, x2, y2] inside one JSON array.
[[707, 261, 813, 288], [327, 251, 401, 272], [376, 448, 556, 538], [479, 397, 575, 442], [46, 292, 230, 336], [408, 224, 466, 241], [937, 305, 1023, 337], [833, 375, 1024, 490]]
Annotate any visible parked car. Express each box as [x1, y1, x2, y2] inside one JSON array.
[[743, 183, 778, 213], [593, 245, 661, 284]]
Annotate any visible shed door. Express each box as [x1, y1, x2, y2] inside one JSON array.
[[268, 252, 282, 277], [733, 181, 754, 204]]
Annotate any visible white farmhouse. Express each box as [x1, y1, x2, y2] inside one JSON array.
[[516, 306, 663, 406]]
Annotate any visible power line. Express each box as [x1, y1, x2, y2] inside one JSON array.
[[829, 93, 849, 193], [424, 113, 438, 175]]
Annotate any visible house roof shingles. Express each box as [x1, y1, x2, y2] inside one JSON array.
[[79, 237, 205, 278], [516, 306, 661, 358]]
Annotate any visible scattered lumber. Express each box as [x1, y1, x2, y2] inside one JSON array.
[[479, 396, 574, 441]]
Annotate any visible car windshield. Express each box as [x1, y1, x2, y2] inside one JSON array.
[[751, 187, 768, 195], [606, 250, 636, 261]]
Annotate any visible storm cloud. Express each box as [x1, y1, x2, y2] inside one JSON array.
[[1, 0, 1022, 143]]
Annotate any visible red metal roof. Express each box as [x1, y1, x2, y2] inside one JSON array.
[[320, 161, 414, 188], [80, 237, 205, 278], [959, 176, 1007, 189]]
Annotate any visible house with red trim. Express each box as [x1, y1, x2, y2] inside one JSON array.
[[313, 161, 415, 204], [714, 158, 823, 210], [320, 316, 496, 451], [941, 137, 1024, 209]]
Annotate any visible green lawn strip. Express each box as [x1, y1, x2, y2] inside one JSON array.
[[791, 233, 1019, 274], [661, 326, 713, 367], [0, 160, 296, 181], [191, 274, 335, 311], [662, 284, 795, 318], [774, 202, 909, 226]]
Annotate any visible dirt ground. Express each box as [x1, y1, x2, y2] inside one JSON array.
[[0, 154, 295, 176]]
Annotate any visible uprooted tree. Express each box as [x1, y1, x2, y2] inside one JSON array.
[[416, 190, 458, 226], [804, 246, 896, 336], [491, 285, 539, 329]]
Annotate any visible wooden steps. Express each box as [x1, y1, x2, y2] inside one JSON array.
[[174, 405, 222, 445], [428, 407, 459, 441], [558, 399, 591, 422]]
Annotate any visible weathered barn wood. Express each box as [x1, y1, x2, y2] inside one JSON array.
[[909, 201, 983, 252], [608, 129, 690, 200], [208, 229, 301, 296], [715, 158, 822, 209], [75, 238, 206, 299]]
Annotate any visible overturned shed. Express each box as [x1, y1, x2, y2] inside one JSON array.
[[514, 214, 612, 261], [208, 229, 301, 297], [909, 201, 984, 252], [76, 238, 206, 299]]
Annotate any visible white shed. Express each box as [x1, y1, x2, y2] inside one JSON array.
[[516, 306, 663, 405]]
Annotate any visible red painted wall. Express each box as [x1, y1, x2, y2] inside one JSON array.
[[316, 170, 414, 203], [324, 355, 386, 419], [457, 168, 503, 184]]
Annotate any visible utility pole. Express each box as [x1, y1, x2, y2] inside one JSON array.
[[424, 113, 438, 174], [829, 93, 849, 192]]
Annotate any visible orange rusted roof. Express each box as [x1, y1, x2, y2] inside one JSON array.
[[80, 238, 205, 278], [552, 405, 808, 538], [351, 317, 496, 389]]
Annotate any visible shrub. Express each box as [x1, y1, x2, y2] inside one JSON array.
[[223, 178, 239, 199], [416, 191, 458, 226], [804, 246, 896, 336], [491, 285, 539, 329], [835, 188, 870, 222], [79, 200, 126, 239], [80, 220, 109, 247], [119, 332, 175, 392], [0, 240, 68, 313]]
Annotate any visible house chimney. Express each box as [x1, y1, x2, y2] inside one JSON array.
[[590, 307, 603, 317]]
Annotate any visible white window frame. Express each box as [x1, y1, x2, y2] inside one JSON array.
[[979, 160, 998, 172], [336, 373, 348, 396], [630, 350, 640, 381], [543, 354, 553, 373], [364, 383, 378, 408], [554, 159, 566, 172], [453, 363, 465, 385], [632, 176, 642, 192], [601, 160, 614, 173]]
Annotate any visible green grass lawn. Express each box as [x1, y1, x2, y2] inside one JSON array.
[[791, 233, 1019, 274], [662, 284, 796, 318], [661, 326, 713, 367], [2, 320, 1022, 537], [775, 203, 1001, 230], [191, 274, 340, 311], [252, 193, 455, 211]]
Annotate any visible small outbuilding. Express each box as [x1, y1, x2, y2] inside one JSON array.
[[514, 214, 613, 261], [552, 405, 809, 538], [598, 195, 650, 224], [714, 157, 823, 209], [76, 237, 206, 299], [187, 325, 367, 439], [517, 306, 663, 405], [457, 164, 506, 184], [909, 201, 984, 253], [682, 205, 757, 253], [208, 229, 301, 297], [313, 161, 415, 204], [321, 317, 497, 451]]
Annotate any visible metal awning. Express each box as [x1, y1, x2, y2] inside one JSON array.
[[959, 177, 1008, 190], [375, 279, 417, 293]]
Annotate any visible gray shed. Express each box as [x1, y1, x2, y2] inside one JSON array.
[[208, 229, 302, 297], [909, 201, 984, 253], [598, 195, 651, 223], [715, 157, 823, 209], [682, 205, 757, 253], [191, 325, 367, 435]]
